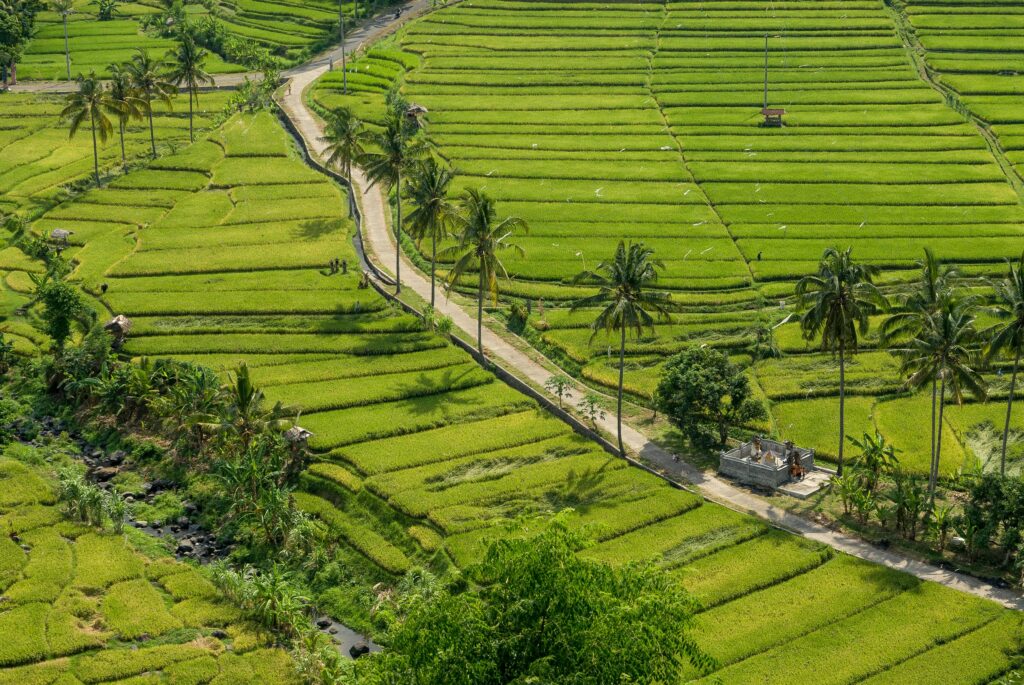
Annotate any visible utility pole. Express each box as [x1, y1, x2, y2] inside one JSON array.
[[763, 32, 769, 110], [340, 0, 348, 94]]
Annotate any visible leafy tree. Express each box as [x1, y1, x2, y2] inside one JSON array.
[[847, 430, 900, 494], [0, 0, 42, 86], [361, 95, 426, 294], [405, 156, 456, 308], [60, 71, 122, 185], [573, 241, 671, 456], [319, 106, 365, 182], [986, 251, 1024, 476], [899, 302, 986, 503], [578, 392, 605, 428], [443, 187, 527, 356], [125, 48, 175, 157], [544, 374, 572, 408], [796, 247, 886, 475], [656, 346, 766, 447], [106, 62, 144, 168], [166, 33, 213, 143], [51, 0, 73, 80], [35, 276, 87, 349], [353, 518, 713, 684]]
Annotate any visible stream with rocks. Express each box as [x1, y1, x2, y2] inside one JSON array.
[[20, 418, 380, 659]]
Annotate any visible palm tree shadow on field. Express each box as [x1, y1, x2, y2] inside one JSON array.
[[294, 218, 343, 240], [391, 368, 480, 417], [543, 463, 613, 513]]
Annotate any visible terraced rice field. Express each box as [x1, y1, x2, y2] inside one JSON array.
[[0, 92, 232, 216], [20, 0, 363, 79], [16, 109, 1021, 681], [311, 0, 1024, 475], [0, 448, 298, 684], [902, 0, 1024, 181], [20, 7, 239, 81]]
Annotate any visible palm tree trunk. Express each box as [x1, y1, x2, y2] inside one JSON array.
[[62, 15, 71, 81], [394, 172, 402, 294], [430, 232, 437, 308], [930, 374, 947, 504], [1000, 348, 1020, 476], [119, 119, 126, 168], [837, 339, 846, 476], [617, 325, 626, 457], [147, 93, 157, 158], [477, 268, 484, 356], [929, 375, 937, 473], [188, 89, 194, 143], [90, 111, 100, 185]]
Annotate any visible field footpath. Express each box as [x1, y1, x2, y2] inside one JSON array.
[[13, 0, 1022, 610]]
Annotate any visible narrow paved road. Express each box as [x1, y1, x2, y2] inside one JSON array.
[[277, 3, 1024, 611], [12, 0, 1023, 610]]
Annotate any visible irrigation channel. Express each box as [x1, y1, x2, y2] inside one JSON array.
[[18, 417, 379, 659]]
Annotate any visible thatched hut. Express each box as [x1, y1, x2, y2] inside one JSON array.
[[50, 228, 74, 246], [103, 315, 132, 346]]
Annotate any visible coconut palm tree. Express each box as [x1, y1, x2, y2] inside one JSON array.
[[880, 248, 962, 474], [405, 157, 456, 308], [52, 0, 73, 80], [166, 34, 213, 143], [443, 187, 527, 356], [572, 241, 671, 457], [360, 99, 425, 294], [106, 62, 143, 169], [60, 72, 122, 185], [986, 251, 1024, 475], [899, 302, 987, 503], [216, 364, 288, 448], [319, 106, 365, 182], [125, 48, 175, 157], [796, 247, 886, 475], [880, 248, 960, 344]]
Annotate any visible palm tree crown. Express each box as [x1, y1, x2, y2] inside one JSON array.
[[796, 246, 886, 475], [880, 248, 960, 345], [361, 98, 426, 294], [166, 34, 213, 143], [898, 301, 986, 500], [444, 187, 528, 355], [60, 71, 122, 185], [319, 106, 366, 181], [106, 62, 144, 167], [573, 241, 671, 456], [405, 157, 456, 308], [125, 48, 175, 157], [986, 251, 1024, 475]]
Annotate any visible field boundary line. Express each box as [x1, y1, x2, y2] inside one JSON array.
[[885, 0, 1024, 200]]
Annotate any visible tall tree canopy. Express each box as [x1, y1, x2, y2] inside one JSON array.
[[656, 346, 766, 447], [354, 518, 713, 684]]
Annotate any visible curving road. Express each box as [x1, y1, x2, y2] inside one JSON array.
[[11, 0, 1023, 610]]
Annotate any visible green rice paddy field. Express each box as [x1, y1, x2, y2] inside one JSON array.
[[6, 109, 1020, 682], [310, 0, 1024, 476], [0, 447, 299, 684], [0, 91, 232, 217], [19, 0, 365, 80]]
